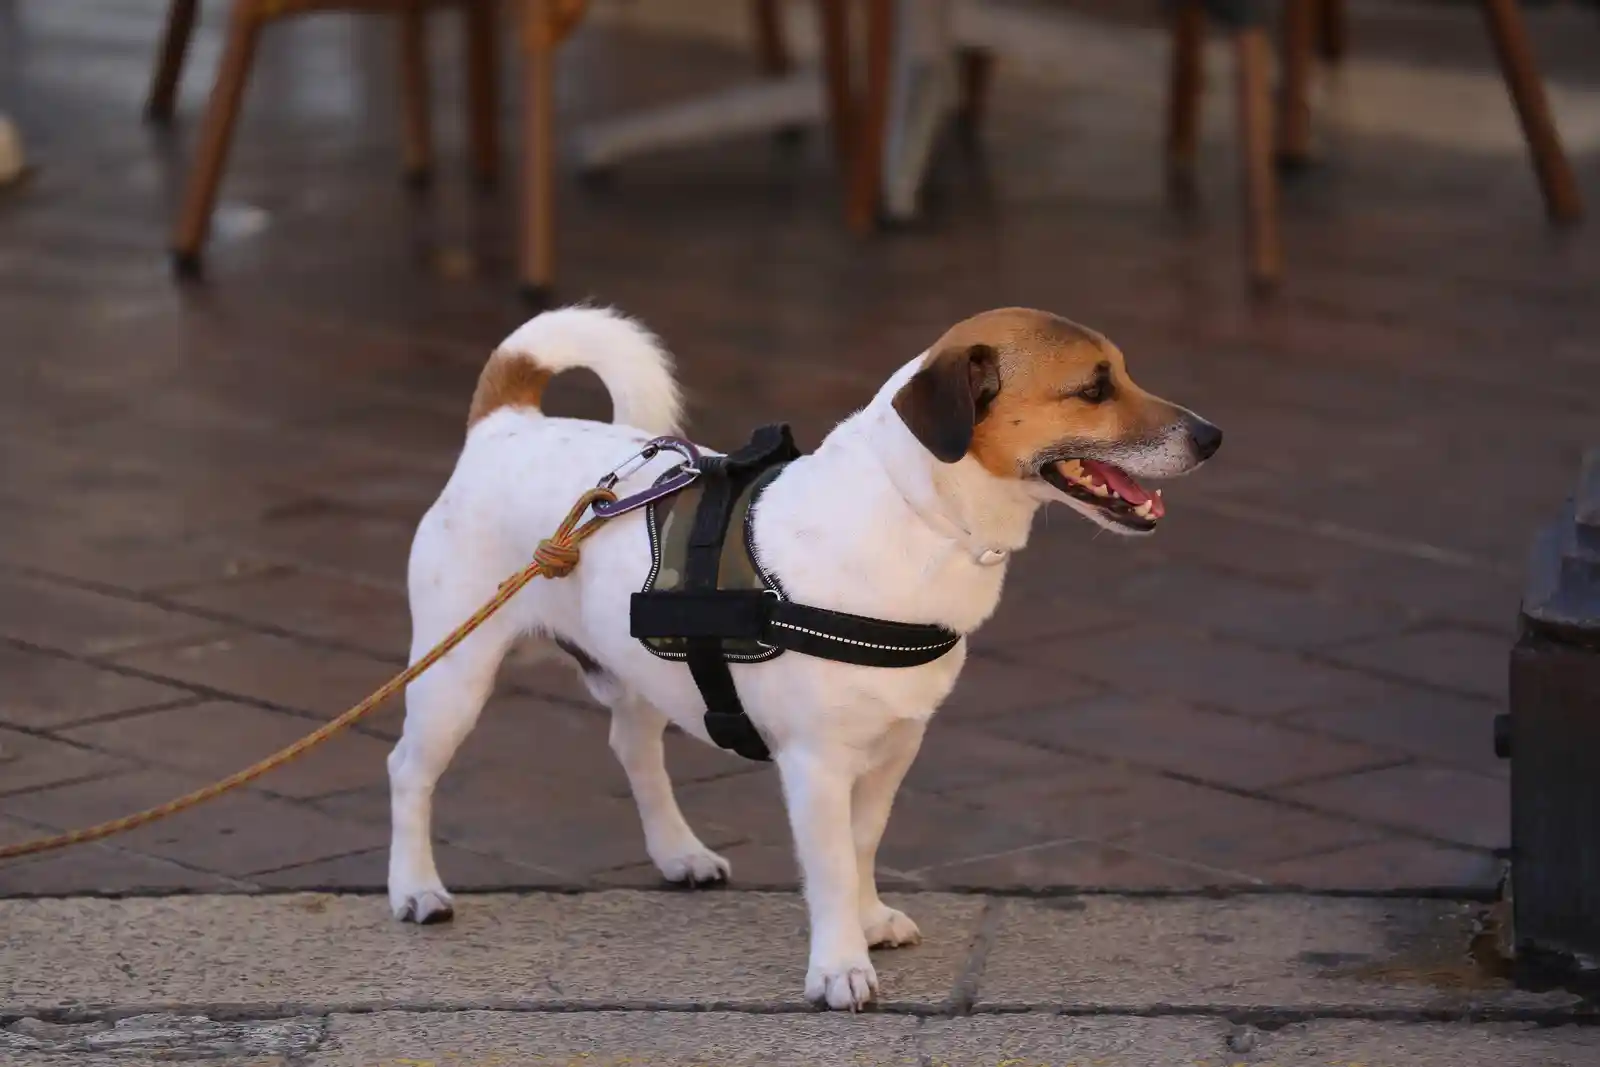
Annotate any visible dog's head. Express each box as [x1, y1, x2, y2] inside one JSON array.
[[892, 308, 1221, 535]]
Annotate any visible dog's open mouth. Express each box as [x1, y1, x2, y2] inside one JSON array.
[[1040, 458, 1165, 531]]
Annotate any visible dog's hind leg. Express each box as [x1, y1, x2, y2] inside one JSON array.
[[590, 677, 730, 887], [387, 617, 514, 924]]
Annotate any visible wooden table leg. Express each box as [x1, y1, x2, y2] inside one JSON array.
[[847, 0, 893, 235], [1234, 27, 1282, 290], [170, 0, 265, 276], [1277, 0, 1315, 169], [955, 46, 995, 142], [1480, 0, 1583, 224], [1316, 0, 1346, 63], [1166, 0, 1205, 192], [519, 0, 558, 301], [146, 0, 199, 122], [816, 0, 855, 171], [399, 1, 434, 188], [753, 0, 791, 76], [465, 0, 500, 186]]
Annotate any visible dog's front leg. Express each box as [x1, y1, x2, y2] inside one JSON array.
[[853, 719, 925, 949], [776, 746, 876, 1011]]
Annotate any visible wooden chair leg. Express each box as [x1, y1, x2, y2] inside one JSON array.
[[465, 0, 500, 186], [1316, 0, 1346, 63], [816, 0, 855, 172], [1277, 0, 1315, 168], [1166, 0, 1205, 190], [955, 46, 995, 141], [146, 0, 200, 122], [1234, 27, 1282, 290], [170, 0, 265, 275], [846, 0, 893, 235], [398, 1, 434, 187], [1480, 0, 1583, 223], [519, 0, 559, 300], [753, 0, 791, 76]]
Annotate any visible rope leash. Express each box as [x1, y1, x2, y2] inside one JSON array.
[[0, 487, 617, 863]]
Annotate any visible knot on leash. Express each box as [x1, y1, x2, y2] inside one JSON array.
[[532, 537, 581, 577], [532, 487, 617, 579]]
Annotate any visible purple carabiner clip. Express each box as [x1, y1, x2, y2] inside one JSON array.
[[591, 437, 702, 519]]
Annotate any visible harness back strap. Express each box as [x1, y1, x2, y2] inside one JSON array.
[[681, 425, 798, 761]]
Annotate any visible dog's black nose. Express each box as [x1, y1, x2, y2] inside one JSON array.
[[1189, 420, 1223, 461]]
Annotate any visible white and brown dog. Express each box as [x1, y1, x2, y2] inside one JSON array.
[[388, 305, 1221, 1010]]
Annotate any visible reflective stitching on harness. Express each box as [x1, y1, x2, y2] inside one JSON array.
[[769, 619, 960, 653]]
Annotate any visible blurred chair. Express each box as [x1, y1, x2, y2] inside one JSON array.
[[150, 0, 805, 294], [520, 0, 827, 297], [844, 0, 1582, 292], [148, 0, 501, 276], [1168, 0, 1583, 290], [1165, 0, 1284, 289], [816, 0, 978, 234]]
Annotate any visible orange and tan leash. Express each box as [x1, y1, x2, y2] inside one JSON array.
[[0, 487, 618, 863]]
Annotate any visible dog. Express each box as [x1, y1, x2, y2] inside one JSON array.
[[388, 305, 1221, 1010]]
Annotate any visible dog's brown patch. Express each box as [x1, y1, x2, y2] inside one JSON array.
[[894, 308, 1181, 475], [467, 351, 553, 428]]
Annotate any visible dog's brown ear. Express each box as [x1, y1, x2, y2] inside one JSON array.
[[892, 344, 1001, 463]]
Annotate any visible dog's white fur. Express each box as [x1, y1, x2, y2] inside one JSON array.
[[389, 307, 1198, 1010]]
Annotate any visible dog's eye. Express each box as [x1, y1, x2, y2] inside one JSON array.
[[1076, 379, 1111, 404], [1064, 361, 1114, 405]]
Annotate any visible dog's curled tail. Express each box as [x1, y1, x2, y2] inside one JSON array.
[[468, 306, 683, 436]]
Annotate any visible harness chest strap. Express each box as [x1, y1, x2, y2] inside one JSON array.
[[629, 424, 962, 762], [631, 593, 961, 667]]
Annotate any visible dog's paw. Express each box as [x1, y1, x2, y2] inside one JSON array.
[[654, 844, 731, 888], [805, 958, 879, 1012], [862, 904, 921, 949], [391, 886, 455, 924]]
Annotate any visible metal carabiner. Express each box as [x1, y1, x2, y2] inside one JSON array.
[[591, 436, 703, 518]]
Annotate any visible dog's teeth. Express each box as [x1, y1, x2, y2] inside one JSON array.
[[1062, 460, 1086, 479], [1154, 489, 1163, 498], [1134, 501, 1155, 519], [1090, 482, 1111, 498]]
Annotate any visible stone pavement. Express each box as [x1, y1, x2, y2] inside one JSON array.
[[3, 890, 1597, 1065], [4, 1, 1600, 898]]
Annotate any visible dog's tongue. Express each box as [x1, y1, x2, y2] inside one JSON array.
[[1080, 460, 1163, 516]]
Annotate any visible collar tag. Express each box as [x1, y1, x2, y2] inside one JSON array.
[[976, 548, 1009, 567]]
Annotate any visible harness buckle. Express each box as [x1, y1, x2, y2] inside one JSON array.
[[592, 437, 703, 519]]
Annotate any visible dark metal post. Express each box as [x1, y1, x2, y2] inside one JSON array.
[[1502, 448, 1600, 983]]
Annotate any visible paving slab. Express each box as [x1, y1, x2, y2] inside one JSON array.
[[8, 1011, 1597, 1067], [0, 892, 984, 1016], [975, 896, 1581, 1015], [0, 821, 243, 895], [7, 892, 1593, 1025], [312, 1011, 923, 1067], [918, 1016, 1600, 1067], [0, 645, 192, 732], [0, 1013, 325, 1067]]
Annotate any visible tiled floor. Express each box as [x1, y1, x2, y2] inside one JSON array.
[[2, 0, 1596, 896]]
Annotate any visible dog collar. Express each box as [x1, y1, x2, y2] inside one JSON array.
[[873, 455, 1011, 567]]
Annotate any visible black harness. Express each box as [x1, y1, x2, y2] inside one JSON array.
[[629, 425, 962, 761]]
